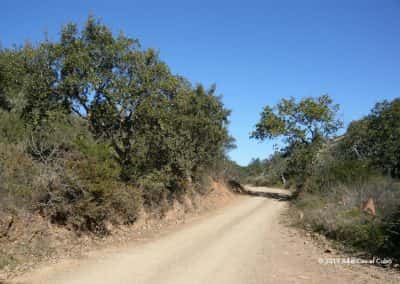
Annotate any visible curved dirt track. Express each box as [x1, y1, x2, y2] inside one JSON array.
[[15, 187, 399, 284]]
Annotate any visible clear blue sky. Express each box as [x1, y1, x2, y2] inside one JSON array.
[[1, 0, 399, 165]]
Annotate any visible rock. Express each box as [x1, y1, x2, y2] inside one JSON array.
[[104, 221, 114, 232], [298, 211, 304, 220], [362, 197, 376, 216]]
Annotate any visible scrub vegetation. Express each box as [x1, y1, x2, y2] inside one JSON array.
[[0, 16, 240, 255], [247, 95, 400, 262]]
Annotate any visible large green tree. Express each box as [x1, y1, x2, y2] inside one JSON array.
[[343, 98, 400, 177], [251, 95, 343, 187], [57, 19, 179, 179], [251, 95, 343, 145], [1, 16, 233, 183], [55, 18, 231, 181]]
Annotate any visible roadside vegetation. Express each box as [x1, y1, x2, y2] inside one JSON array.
[[0, 17, 242, 269], [247, 95, 400, 262], [2, 13, 398, 273]]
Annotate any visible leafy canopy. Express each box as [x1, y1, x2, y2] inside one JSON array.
[[251, 95, 343, 146], [0, 16, 233, 183], [250, 95, 343, 188], [343, 98, 400, 177]]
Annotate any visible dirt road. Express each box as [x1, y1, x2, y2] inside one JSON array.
[[15, 187, 399, 284]]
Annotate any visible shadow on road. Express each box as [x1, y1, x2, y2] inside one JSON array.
[[227, 180, 292, 202], [240, 189, 292, 201]]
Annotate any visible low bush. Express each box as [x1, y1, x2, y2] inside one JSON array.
[[138, 170, 171, 210], [245, 175, 280, 187], [0, 143, 44, 211], [296, 178, 400, 261], [0, 252, 18, 269]]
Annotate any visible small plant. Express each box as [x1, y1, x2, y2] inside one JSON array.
[[0, 252, 18, 269], [296, 178, 400, 261]]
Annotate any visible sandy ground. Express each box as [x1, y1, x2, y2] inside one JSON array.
[[13, 186, 400, 284]]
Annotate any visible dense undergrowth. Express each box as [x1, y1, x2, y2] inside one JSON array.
[[245, 96, 400, 263]]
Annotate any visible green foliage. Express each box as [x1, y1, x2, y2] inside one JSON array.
[[21, 43, 68, 126], [289, 97, 400, 260], [0, 252, 18, 269], [250, 96, 400, 260], [251, 95, 343, 144], [0, 115, 141, 234], [138, 170, 171, 209], [209, 157, 246, 184], [0, 47, 27, 112], [296, 179, 400, 260], [304, 159, 373, 193], [243, 154, 288, 187], [0, 16, 233, 236], [0, 143, 41, 210], [382, 207, 400, 261], [0, 17, 232, 183], [0, 110, 25, 143], [40, 158, 141, 233], [0, 62, 10, 111], [342, 98, 400, 178], [301, 98, 400, 193], [336, 220, 385, 252], [48, 18, 232, 182], [126, 84, 231, 183], [250, 95, 343, 189], [246, 158, 265, 177]]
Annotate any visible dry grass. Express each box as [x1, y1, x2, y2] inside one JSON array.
[[294, 178, 400, 259]]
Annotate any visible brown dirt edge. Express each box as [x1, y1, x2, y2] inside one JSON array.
[[0, 180, 239, 283]]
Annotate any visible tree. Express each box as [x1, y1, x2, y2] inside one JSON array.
[[55, 18, 233, 181], [0, 15, 234, 235], [0, 48, 26, 112], [2, 16, 233, 184], [251, 95, 343, 145], [264, 152, 288, 185], [251, 95, 343, 187], [129, 83, 232, 182], [21, 42, 68, 126], [0, 16, 233, 184], [10, 17, 176, 180], [246, 158, 265, 176], [343, 98, 400, 177]]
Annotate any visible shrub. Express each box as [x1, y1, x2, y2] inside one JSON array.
[[0, 110, 25, 144], [382, 207, 400, 261], [138, 170, 170, 209], [192, 173, 213, 195], [304, 141, 376, 193], [38, 157, 141, 234], [0, 252, 18, 269], [0, 143, 44, 211], [296, 178, 400, 260]]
